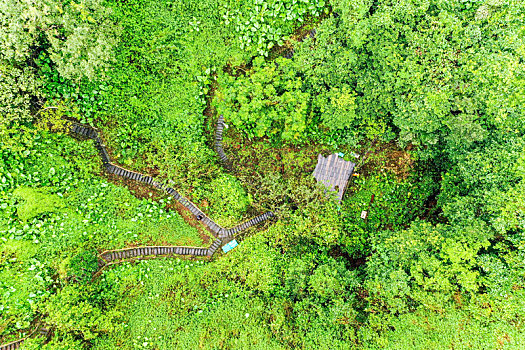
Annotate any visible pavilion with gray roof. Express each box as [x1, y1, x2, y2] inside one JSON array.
[[312, 153, 355, 201]]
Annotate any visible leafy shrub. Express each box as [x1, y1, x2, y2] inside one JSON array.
[[316, 86, 358, 131], [13, 187, 64, 222], [0, 63, 42, 152], [22, 334, 85, 350], [205, 174, 251, 225], [309, 259, 358, 303], [340, 170, 436, 257], [0, 0, 120, 80], [43, 284, 125, 341], [67, 250, 99, 285], [0, 240, 53, 337], [222, 0, 327, 56], [215, 56, 310, 143]]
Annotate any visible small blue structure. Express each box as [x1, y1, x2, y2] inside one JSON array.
[[222, 239, 238, 253]]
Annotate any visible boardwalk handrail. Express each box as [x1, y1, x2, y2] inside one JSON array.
[[0, 338, 25, 350], [1, 121, 276, 349]]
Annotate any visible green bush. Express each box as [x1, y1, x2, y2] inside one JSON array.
[[0, 240, 53, 338], [67, 250, 99, 285], [222, 0, 327, 57], [13, 187, 64, 222], [215, 56, 310, 143], [205, 174, 251, 225]]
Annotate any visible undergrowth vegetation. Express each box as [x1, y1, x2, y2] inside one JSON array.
[[1, 0, 525, 349]]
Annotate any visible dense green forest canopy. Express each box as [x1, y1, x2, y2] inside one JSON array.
[[1, 0, 524, 348]]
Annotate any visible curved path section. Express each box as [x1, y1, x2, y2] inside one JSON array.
[[69, 122, 274, 259], [220, 212, 275, 239]]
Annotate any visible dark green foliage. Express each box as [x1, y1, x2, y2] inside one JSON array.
[[341, 168, 437, 257], [67, 250, 99, 285], [43, 284, 125, 341]]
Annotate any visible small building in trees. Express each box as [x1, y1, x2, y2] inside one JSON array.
[[312, 153, 355, 202]]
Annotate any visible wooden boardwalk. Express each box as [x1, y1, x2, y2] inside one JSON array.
[[1, 121, 281, 349], [0, 339, 23, 350], [69, 122, 274, 260], [215, 114, 231, 169], [1, 122, 277, 350], [99, 245, 210, 263], [219, 212, 275, 239]]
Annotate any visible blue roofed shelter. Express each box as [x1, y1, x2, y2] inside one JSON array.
[[312, 153, 355, 202], [222, 239, 238, 253]]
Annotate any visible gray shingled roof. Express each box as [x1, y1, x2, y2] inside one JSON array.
[[312, 153, 355, 201]]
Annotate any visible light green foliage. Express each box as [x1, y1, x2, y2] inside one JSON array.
[[173, 297, 285, 350], [13, 187, 64, 222], [341, 169, 436, 256], [46, 0, 121, 81], [87, 259, 282, 349], [0, 64, 41, 154], [309, 259, 358, 303], [222, 0, 327, 56], [2, 0, 525, 348], [0, 64, 41, 144], [0, 241, 52, 338], [67, 249, 100, 284], [290, 18, 387, 146], [318, 86, 358, 130], [203, 174, 251, 225], [366, 221, 490, 315], [215, 56, 310, 143], [44, 284, 125, 341], [0, 0, 120, 154], [362, 305, 525, 349], [255, 175, 343, 247], [0, 0, 48, 63], [291, 0, 525, 151], [489, 181, 525, 235], [0, 0, 120, 80], [22, 334, 85, 349], [0, 130, 202, 341], [439, 135, 525, 229], [217, 234, 281, 294], [94, 0, 231, 170]]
